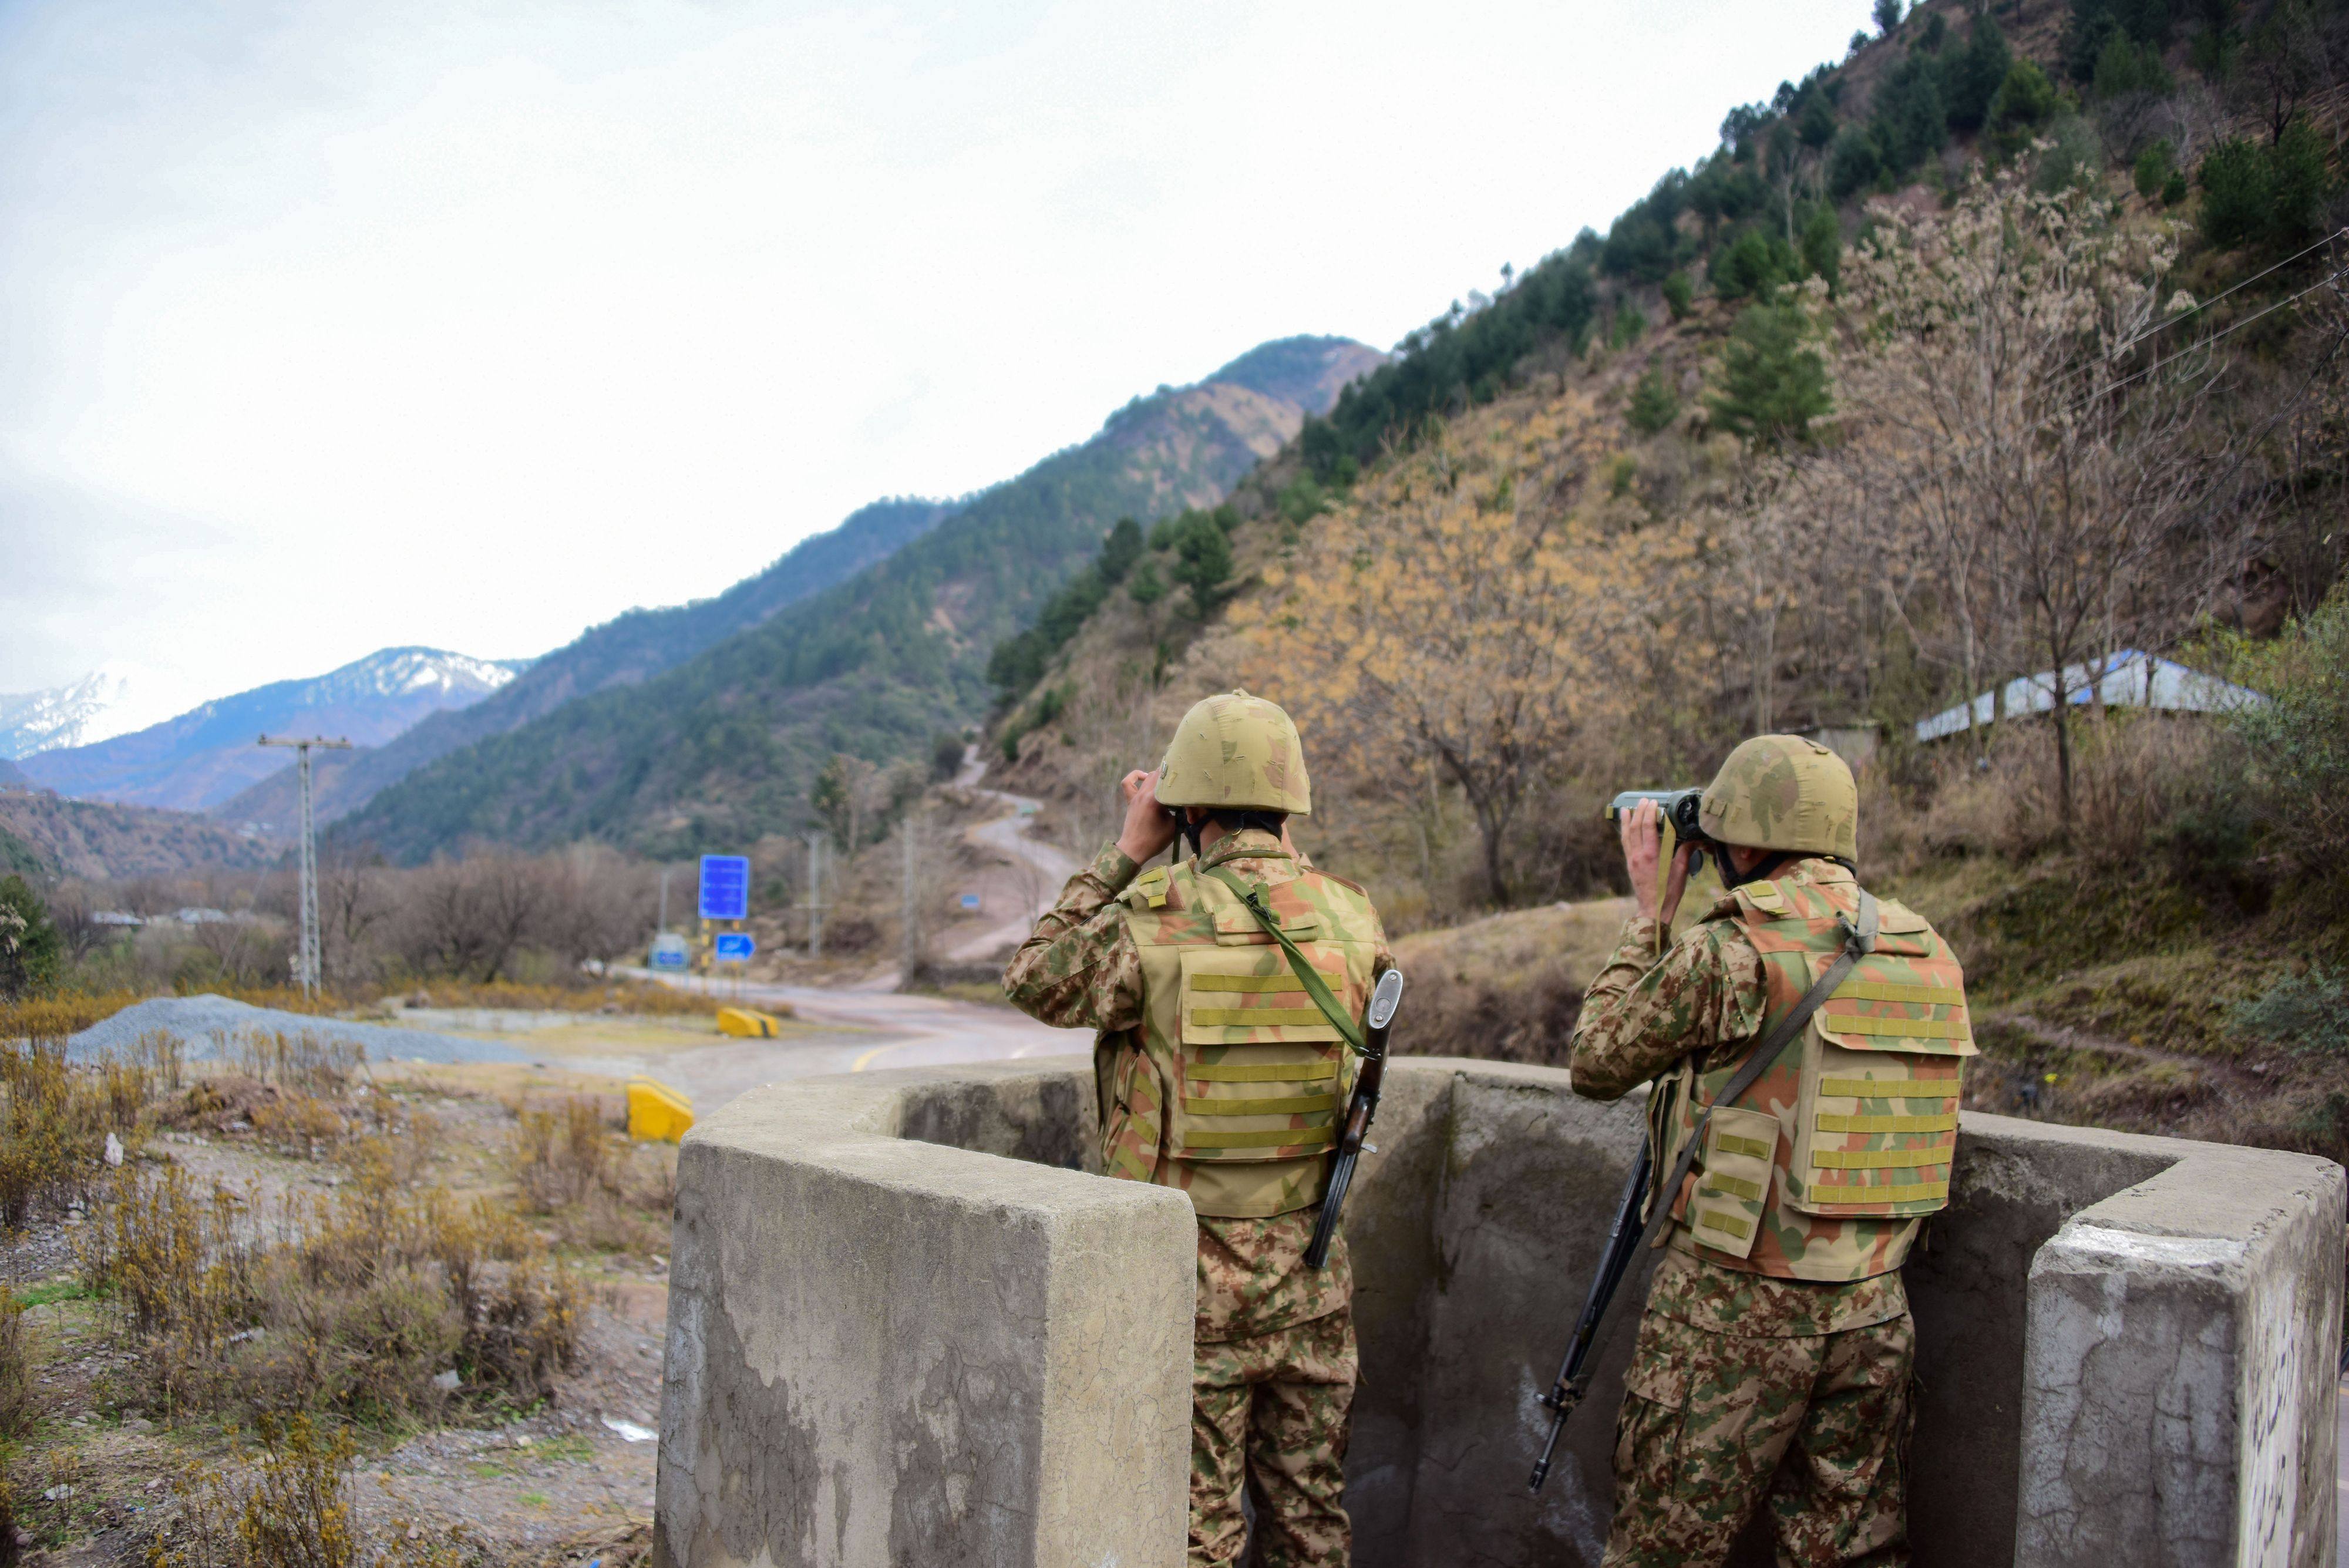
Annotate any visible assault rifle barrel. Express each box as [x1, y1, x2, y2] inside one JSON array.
[[1305, 967, 1405, 1270], [1528, 1142, 1653, 1492]]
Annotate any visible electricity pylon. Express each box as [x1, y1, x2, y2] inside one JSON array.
[[258, 733, 352, 997]]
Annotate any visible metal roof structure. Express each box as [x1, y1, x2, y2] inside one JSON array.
[[1914, 650, 2268, 743]]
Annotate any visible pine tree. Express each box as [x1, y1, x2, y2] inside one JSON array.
[[1707, 302, 1831, 447]]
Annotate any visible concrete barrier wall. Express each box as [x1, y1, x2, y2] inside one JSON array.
[[652, 1064, 1194, 1568], [655, 1055, 2343, 1568]]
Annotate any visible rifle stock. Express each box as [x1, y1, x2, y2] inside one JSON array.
[[1305, 967, 1404, 1270], [1528, 1142, 1654, 1492]]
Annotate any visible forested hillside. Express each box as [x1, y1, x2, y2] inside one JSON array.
[[341, 337, 1382, 861], [995, 0, 2349, 1158], [214, 497, 957, 833]]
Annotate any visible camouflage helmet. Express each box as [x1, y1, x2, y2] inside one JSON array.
[[1156, 690, 1311, 815], [1698, 734, 1858, 861]]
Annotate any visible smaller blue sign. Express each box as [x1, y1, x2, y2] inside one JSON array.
[[958, 892, 982, 911], [649, 933, 688, 971], [699, 854, 750, 921], [714, 932, 756, 963]]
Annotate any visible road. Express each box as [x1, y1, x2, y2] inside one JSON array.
[[944, 785, 1081, 962], [609, 967, 1082, 1115]]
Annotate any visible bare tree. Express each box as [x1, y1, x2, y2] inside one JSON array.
[[1831, 170, 2237, 832], [544, 843, 658, 971], [398, 852, 553, 982], [318, 842, 393, 988], [1249, 420, 1663, 904]]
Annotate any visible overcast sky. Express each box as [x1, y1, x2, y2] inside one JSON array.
[[1, 0, 1873, 738]]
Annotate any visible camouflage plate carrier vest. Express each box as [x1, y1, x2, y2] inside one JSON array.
[[1105, 844, 1381, 1219], [1655, 864, 1977, 1282]]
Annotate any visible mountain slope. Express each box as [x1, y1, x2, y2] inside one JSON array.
[[996, 0, 2349, 928], [20, 648, 524, 812], [211, 496, 958, 832], [0, 671, 127, 760], [342, 335, 1382, 860], [0, 792, 270, 880]]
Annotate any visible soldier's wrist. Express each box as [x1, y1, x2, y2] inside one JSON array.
[[1095, 842, 1142, 890]]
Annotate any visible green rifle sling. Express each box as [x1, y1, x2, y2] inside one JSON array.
[[1205, 866, 1369, 1057]]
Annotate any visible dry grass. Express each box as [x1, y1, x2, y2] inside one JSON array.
[[1389, 897, 1637, 1067], [0, 1284, 31, 1441], [78, 1131, 580, 1425], [1867, 715, 2240, 876], [0, 991, 149, 1041], [513, 1096, 675, 1254], [0, 1038, 143, 1227], [152, 1411, 482, 1568], [228, 1032, 364, 1097]]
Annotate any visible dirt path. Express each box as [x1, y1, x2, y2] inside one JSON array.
[[1988, 1010, 2271, 1096]]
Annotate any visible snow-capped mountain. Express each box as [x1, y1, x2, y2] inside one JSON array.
[[15, 647, 530, 812], [0, 669, 129, 760]]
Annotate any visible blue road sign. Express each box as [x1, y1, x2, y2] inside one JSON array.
[[649, 933, 688, 970], [714, 932, 756, 963], [958, 892, 982, 911], [698, 854, 750, 921]]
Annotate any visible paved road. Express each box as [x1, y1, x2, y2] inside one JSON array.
[[614, 967, 1081, 1114], [945, 787, 1081, 962]]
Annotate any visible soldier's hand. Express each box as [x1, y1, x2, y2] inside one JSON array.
[[1115, 769, 1179, 864], [1621, 799, 1695, 928]]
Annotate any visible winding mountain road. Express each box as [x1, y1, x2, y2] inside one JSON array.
[[613, 762, 1095, 1114], [944, 786, 1081, 962]]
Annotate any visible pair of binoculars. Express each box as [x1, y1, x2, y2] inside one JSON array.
[[1606, 789, 1710, 876]]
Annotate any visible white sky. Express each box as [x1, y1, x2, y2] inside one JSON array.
[[0, 0, 1873, 738]]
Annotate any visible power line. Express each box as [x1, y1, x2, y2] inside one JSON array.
[[2066, 258, 2349, 419], [2104, 226, 2348, 359]]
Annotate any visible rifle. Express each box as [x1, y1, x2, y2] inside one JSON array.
[[1305, 967, 1405, 1270], [1525, 891, 1878, 1492], [1527, 1141, 1653, 1492]]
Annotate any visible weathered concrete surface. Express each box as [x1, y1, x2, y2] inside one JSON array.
[[657, 1054, 2343, 1567], [2017, 1136, 2345, 1567], [652, 1062, 1193, 1568]]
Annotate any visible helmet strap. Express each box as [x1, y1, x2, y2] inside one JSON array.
[[1715, 848, 1791, 890]]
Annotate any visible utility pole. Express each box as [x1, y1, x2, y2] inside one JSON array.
[[803, 833, 827, 959], [900, 810, 921, 981], [257, 733, 352, 998], [658, 867, 671, 934]]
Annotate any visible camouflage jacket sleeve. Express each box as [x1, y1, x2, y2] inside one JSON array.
[[1000, 842, 1147, 1033], [1567, 913, 1768, 1101]]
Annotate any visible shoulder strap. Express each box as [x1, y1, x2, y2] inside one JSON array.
[[1205, 866, 1369, 1057], [1633, 889, 1878, 1255]]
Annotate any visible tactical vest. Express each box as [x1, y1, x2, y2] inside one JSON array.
[[1656, 866, 1976, 1282], [1106, 843, 1382, 1219]]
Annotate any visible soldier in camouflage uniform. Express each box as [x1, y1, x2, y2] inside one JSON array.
[[1571, 736, 1975, 1568], [1004, 691, 1391, 1568]]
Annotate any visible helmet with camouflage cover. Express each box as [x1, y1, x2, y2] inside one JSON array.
[[1698, 734, 1858, 862], [1156, 690, 1312, 815]]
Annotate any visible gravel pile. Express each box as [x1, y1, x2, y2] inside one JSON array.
[[65, 994, 532, 1067]]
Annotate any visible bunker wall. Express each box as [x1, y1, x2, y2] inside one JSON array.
[[655, 1056, 2341, 1568]]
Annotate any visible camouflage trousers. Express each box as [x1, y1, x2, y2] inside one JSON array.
[[1190, 1305, 1357, 1567], [1603, 1303, 1914, 1568]]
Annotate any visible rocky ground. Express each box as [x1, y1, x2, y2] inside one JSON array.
[[1, 1056, 679, 1566]]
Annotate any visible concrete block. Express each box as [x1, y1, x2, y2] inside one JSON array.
[[2016, 1138, 2344, 1568], [654, 1061, 1193, 1568]]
